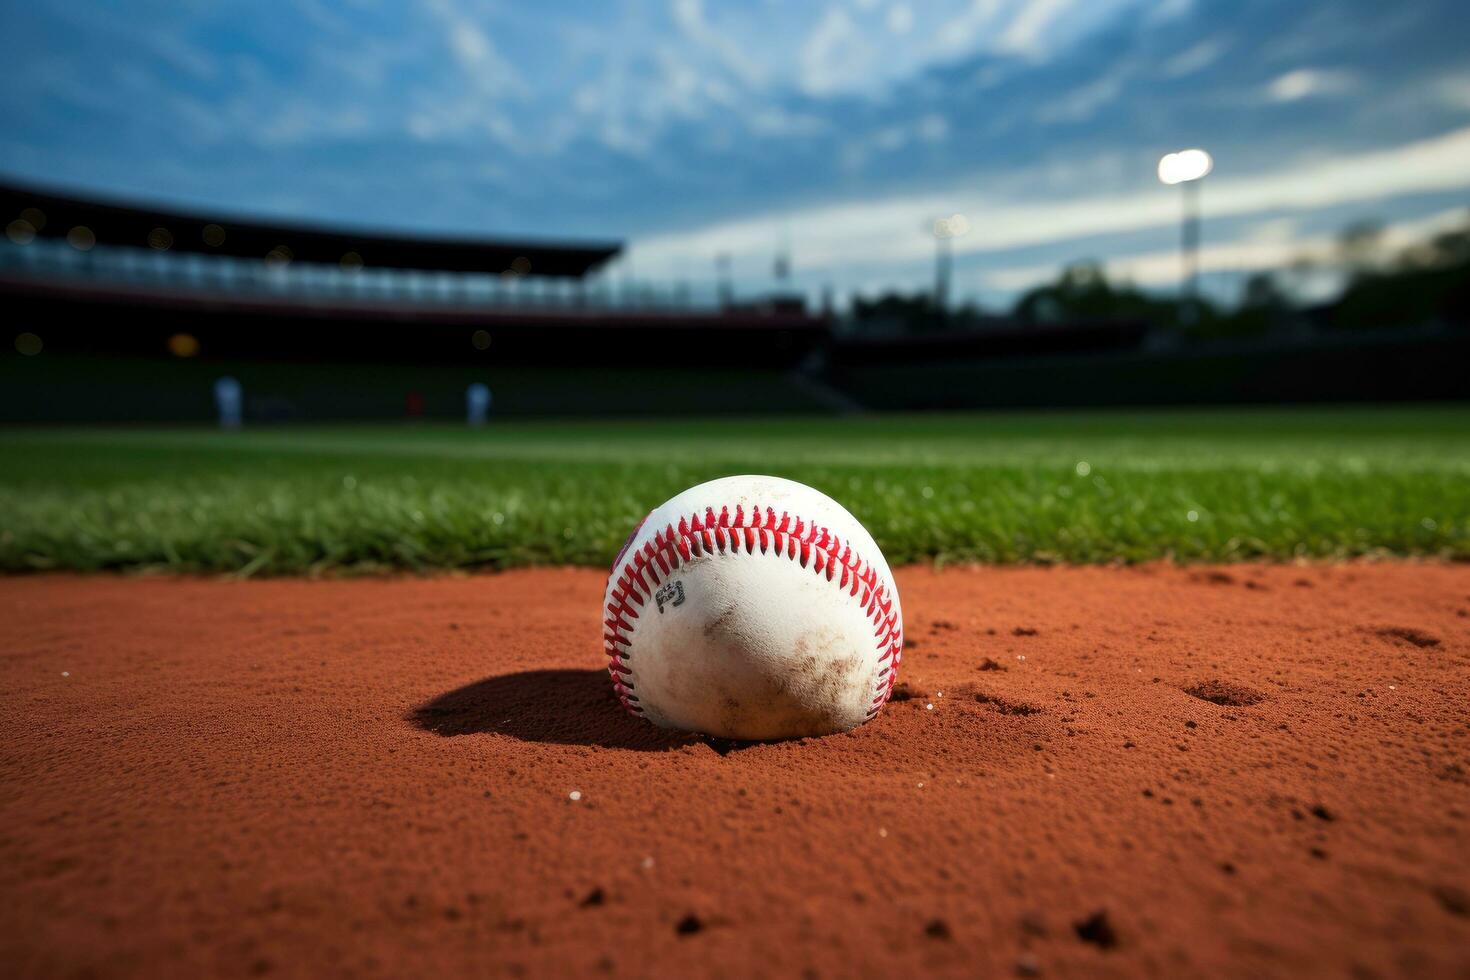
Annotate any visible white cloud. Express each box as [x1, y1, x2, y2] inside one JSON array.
[[147, 33, 219, 81], [1436, 73, 1470, 111], [572, 85, 601, 114], [800, 7, 877, 96], [1266, 68, 1356, 102], [449, 22, 488, 63], [839, 112, 951, 169], [916, 113, 950, 142], [670, 0, 766, 88], [1161, 37, 1227, 78], [746, 106, 830, 137], [873, 126, 909, 151], [1144, 0, 1194, 25], [256, 100, 371, 146], [1036, 66, 1127, 123], [629, 125, 1470, 277], [933, 0, 1004, 56], [654, 1, 1153, 102], [887, 4, 915, 35], [934, 0, 1128, 62], [429, 4, 521, 94], [1246, 217, 1299, 244], [998, 0, 1076, 55], [407, 0, 527, 148]]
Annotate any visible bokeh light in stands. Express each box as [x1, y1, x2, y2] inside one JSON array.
[[7, 219, 36, 244], [14, 332, 43, 356], [340, 251, 363, 271], [265, 245, 293, 266], [511, 256, 532, 275], [202, 223, 226, 247], [167, 333, 200, 358], [67, 226, 96, 251], [147, 227, 174, 250], [471, 329, 491, 350], [1157, 148, 1213, 185], [20, 207, 46, 231]]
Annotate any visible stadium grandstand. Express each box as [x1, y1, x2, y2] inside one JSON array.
[[1, 182, 838, 421]]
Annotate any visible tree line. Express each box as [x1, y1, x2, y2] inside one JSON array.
[[848, 209, 1470, 338]]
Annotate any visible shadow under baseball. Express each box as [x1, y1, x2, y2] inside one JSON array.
[[408, 668, 697, 751]]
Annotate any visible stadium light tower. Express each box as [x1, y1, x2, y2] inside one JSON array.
[[931, 213, 970, 315], [1157, 148, 1212, 310]]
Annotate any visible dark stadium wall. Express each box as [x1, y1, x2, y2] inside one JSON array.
[[826, 327, 1470, 410], [0, 281, 825, 369], [5, 274, 1467, 421], [0, 355, 837, 422], [5, 328, 1467, 423]]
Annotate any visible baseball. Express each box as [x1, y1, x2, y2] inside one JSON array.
[[602, 475, 903, 740]]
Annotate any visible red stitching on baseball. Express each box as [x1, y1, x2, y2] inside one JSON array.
[[603, 506, 903, 721]]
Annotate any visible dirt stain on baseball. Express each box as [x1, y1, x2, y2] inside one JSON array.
[[703, 605, 739, 638]]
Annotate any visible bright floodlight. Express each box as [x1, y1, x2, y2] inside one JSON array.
[[1157, 148, 1213, 185], [933, 213, 970, 239]]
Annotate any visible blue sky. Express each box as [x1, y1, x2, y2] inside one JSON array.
[[3, 0, 1469, 306]]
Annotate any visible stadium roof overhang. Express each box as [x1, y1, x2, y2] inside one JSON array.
[[2, 181, 622, 278]]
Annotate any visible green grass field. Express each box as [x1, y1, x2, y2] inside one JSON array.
[[2, 407, 1467, 574]]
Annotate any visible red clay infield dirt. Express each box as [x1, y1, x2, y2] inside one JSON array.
[[3, 563, 1469, 979]]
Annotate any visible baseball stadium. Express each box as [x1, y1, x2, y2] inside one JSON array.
[[3, 2, 1469, 978]]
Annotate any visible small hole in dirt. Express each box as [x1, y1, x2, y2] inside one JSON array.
[[1433, 884, 1470, 917], [889, 684, 918, 702], [1194, 571, 1235, 585], [675, 914, 704, 936], [1073, 910, 1118, 950], [1012, 627, 1038, 637], [1376, 627, 1440, 648], [1182, 680, 1265, 707], [1310, 804, 1334, 822], [975, 692, 1042, 715], [924, 919, 952, 940], [977, 658, 1006, 671], [1220, 862, 1236, 875], [579, 887, 605, 908]]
